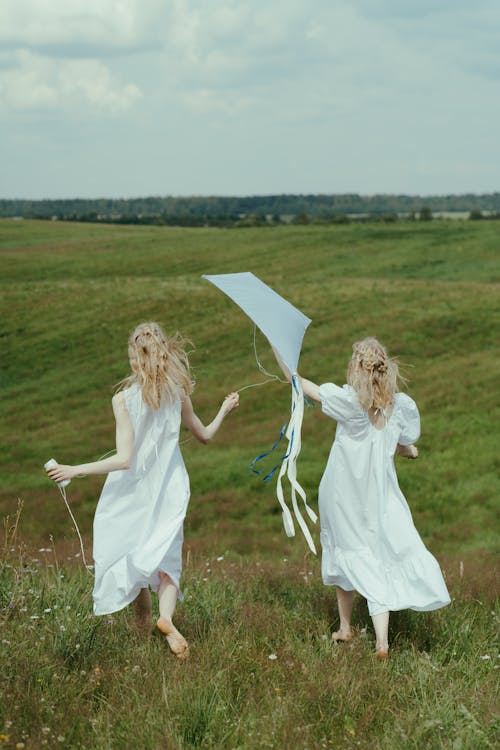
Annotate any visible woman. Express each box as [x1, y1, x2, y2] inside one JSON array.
[[46, 321, 239, 659], [274, 337, 450, 658]]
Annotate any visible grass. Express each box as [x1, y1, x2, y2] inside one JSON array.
[[0, 218, 499, 748], [1, 513, 498, 750]]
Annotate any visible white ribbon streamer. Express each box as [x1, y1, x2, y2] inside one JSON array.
[[276, 375, 318, 554]]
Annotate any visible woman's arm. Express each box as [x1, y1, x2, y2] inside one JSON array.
[[271, 345, 321, 402], [45, 392, 134, 483], [181, 392, 239, 444]]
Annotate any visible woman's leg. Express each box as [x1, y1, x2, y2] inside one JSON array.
[[132, 588, 152, 635], [156, 571, 189, 659], [332, 587, 354, 642], [371, 610, 390, 658]]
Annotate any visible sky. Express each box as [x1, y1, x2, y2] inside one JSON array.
[[1, 0, 499, 199]]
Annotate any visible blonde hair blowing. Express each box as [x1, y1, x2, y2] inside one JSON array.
[[347, 337, 404, 411], [120, 322, 194, 410]]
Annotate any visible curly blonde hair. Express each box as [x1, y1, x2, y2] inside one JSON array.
[[347, 337, 405, 411], [118, 322, 194, 410]]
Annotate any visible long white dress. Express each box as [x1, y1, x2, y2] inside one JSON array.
[[318, 383, 450, 616], [92, 383, 190, 616]]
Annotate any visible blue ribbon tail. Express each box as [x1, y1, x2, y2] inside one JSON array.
[[249, 422, 287, 478]]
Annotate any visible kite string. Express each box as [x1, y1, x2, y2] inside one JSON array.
[[236, 326, 288, 393], [56, 483, 94, 576]]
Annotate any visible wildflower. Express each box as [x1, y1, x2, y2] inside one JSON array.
[[217, 556, 224, 561], [44, 608, 52, 614], [268, 653, 278, 660], [30, 615, 40, 620], [41, 727, 51, 735], [480, 655, 491, 661], [0, 735, 9, 744], [16, 743, 25, 749]]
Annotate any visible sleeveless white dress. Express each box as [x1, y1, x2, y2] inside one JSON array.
[[318, 383, 450, 616], [92, 383, 190, 616]]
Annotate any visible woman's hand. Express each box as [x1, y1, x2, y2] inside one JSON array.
[[45, 462, 79, 483], [396, 443, 419, 459], [221, 392, 239, 415]]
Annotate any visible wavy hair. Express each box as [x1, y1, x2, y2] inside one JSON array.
[[346, 337, 406, 411], [118, 322, 194, 410]]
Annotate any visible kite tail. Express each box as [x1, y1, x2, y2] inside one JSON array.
[[277, 375, 317, 554]]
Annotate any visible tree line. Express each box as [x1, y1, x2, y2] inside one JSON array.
[[1, 193, 499, 225]]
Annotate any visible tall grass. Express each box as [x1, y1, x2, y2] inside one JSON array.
[[0, 509, 498, 749]]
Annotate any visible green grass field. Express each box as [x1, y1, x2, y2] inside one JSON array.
[[0, 219, 499, 749]]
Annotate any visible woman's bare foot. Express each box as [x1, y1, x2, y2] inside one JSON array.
[[156, 616, 189, 659], [132, 588, 152, 636], [332, 628, 353, 643], [375, 647, 389, 660]]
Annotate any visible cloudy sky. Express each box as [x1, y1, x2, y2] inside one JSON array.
[[1, 0, 499, 199]]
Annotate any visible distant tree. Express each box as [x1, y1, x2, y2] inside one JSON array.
[[292, 212, 310, 225], [469, 210, 483, 220], [419, 206, 433, 221]]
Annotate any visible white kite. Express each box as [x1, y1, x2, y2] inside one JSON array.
[[203, 272, 318, 553]]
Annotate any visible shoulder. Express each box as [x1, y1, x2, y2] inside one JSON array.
[[319, 382, 356, 402], [112, 391, 130, 416], [395, 392, 418, 412], [320, 382, 350, 394], [319, 382, 362, 422], [394, 391, 420, 425]]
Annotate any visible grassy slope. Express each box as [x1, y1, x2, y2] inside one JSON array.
[[0, 219, 498, 555], [0, 219, 499, 749]]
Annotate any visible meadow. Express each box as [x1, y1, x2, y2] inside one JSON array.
[[0, 219, 498, 749]]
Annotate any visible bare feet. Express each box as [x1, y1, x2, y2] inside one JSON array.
[[375, 647, 389, 660], [156, 616, 189, 660], [132, 588, 152, 636], [332, 628, 353, 643]]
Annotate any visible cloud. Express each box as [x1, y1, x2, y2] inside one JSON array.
[[0, 50, 142, 115], [0, 0, 498, 196], [0, 0, 164, 52]]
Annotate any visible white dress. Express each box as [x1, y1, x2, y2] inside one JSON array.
[[92, 383, 190, 616], [318, 383, 450, 616]]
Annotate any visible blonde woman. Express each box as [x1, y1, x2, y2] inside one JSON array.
[[46, 322, 239, 659], [274, 337, 449, 658]]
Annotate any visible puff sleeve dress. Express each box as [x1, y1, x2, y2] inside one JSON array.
[[92, 383, 190, 616], [318, 383, 450, 616]]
